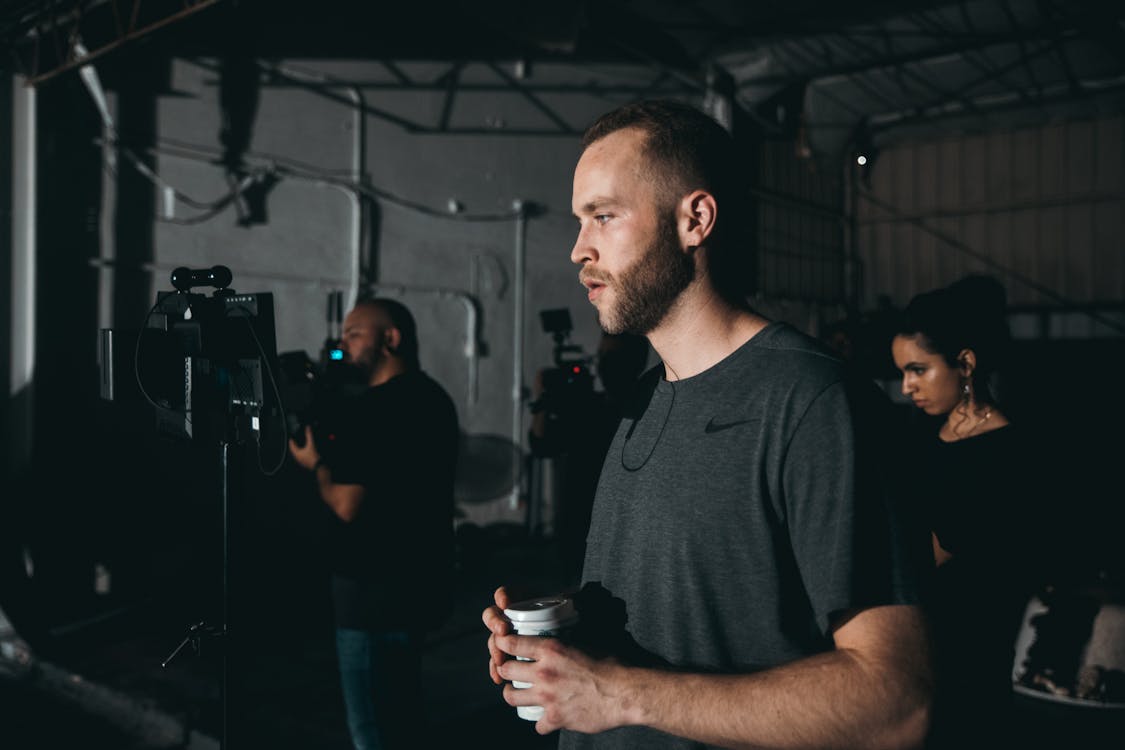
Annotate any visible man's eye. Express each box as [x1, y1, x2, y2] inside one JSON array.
[[594, 214, 611, 225]]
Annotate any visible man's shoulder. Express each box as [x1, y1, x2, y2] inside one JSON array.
[[367, 370, 457, 419], [409, 371, 458, 415], [751, 321, 841, 363], [737, 322, 846, 386]]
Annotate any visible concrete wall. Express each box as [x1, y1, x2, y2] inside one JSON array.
[[98, 58, 691, 524]]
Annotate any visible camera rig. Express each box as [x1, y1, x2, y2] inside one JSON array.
[[100, 265, 280, 447], [530, 308, 593, 416]]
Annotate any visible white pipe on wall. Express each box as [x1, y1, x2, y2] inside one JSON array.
[[10, 75, 36, 463], [509, 200, 527, 510]]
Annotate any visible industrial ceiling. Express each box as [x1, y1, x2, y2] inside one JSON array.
[[3, 0, 1123, 160]]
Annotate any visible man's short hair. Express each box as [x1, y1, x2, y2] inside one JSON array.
[[356, 297, 420, 369], [582, 99, 752, 303]]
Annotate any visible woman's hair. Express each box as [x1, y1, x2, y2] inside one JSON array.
[[896, 275, 1010, 405]]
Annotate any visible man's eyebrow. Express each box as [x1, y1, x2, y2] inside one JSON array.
[[573, 198, 619, 217]]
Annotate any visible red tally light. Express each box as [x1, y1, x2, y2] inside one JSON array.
[[572, 366, 581, 373]]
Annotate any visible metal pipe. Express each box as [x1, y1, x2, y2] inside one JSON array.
[[510, 200, 528, 510], [10, 76, 36, 472]]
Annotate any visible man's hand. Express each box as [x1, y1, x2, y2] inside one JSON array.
[[483, 586, 514, 685], [287, 425, 320, 471], [483, 586, 632, 736], [496, 630, 632, 735]]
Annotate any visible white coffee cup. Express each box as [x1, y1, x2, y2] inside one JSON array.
[[503, 596, 579, 721]]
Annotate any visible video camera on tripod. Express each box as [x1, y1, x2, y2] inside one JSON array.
[[97, 266, 286, 746], [529, 308, 593, 418]]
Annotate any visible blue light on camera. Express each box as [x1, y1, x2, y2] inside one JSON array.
[[329, 349, 344, 361]]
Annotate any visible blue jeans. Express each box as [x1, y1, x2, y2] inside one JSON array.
[[335, 628, 422, 750]]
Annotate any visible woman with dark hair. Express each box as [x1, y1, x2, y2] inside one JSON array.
[[892, 275, 1043, 748]]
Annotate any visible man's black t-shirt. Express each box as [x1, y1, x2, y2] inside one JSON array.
[[322, 369, 458, 630]]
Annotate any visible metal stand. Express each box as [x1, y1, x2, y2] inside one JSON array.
[[162, 436, 243, 749]]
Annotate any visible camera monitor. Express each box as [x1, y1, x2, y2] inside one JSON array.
[[99, 266, 279, 445], [148, 285, 277, 440]]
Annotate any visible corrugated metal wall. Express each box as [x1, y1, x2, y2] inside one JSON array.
[[855, 114, 1125, 332], [755, 138, 847, 304]]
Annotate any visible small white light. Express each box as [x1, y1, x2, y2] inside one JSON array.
[[856, 154, 868, 166]]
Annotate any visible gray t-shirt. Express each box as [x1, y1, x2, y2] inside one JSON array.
[[560, 322, 921, 750]]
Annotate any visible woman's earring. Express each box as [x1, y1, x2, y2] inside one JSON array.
[[962, 382, 971, 400]]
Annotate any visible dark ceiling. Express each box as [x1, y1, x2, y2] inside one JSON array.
[[4, 0, 1124, 158]]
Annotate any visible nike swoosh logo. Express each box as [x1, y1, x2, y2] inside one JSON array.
[[704, 417, 757, 433]]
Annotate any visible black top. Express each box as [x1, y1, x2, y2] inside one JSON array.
[[321, 369, 459, 630], [918, 424, 1048, 745]]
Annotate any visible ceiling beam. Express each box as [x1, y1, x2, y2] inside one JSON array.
[[12, 0, 225, 86]]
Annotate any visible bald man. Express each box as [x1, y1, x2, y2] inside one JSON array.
[[290, 297, 458, 750]]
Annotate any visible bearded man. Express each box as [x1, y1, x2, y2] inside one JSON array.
[[290, 297, 458, 750], [484, 100, 933, 750]]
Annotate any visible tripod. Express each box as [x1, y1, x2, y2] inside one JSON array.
[[162, 426, 256, 749], [140, 271, 279, 749]]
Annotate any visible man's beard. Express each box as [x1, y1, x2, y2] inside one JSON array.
[[597, 214, 695, 335], [349, 345, 378, 380]]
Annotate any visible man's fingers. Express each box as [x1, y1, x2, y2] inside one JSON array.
[[494, 586, 511, 610], [496, 633, 541, 660], [502, 681, 540, 708], [487, 632, 504, 664], [489, 657, 502, 685], [496, 656, 535, 684], [483, 606, 511, 636]]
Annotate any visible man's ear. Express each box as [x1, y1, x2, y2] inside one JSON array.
[[384, 327, 403, 353], [679, 190, 718, 251]]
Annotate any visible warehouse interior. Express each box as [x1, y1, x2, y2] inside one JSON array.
[[1, 1, 1123, 747]]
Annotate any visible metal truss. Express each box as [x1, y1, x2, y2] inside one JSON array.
[[5, 0, 225, 85]]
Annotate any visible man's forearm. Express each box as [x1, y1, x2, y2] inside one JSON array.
[[616, 645, 930, 750], [314, 464, 364, 522]]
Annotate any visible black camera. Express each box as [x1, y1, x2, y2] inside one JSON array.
[[530, 308, 593, 416], [276, 349, 367, 456]]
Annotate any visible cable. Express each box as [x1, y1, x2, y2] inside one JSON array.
[[142, 137, 527, 223], [273, 163, 524, 222], [133, 293, 193, 429], [227, 306, 289, 477], [80, 48, 528, 226]]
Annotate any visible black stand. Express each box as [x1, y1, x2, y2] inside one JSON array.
[[163, 433, 248, 750], [144, 271, 276, 750]]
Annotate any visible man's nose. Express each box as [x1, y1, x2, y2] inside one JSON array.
[[570, 226, 596, 266]]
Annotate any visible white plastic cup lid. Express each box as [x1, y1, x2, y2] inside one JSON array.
[[504, 596, 576, 625]]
